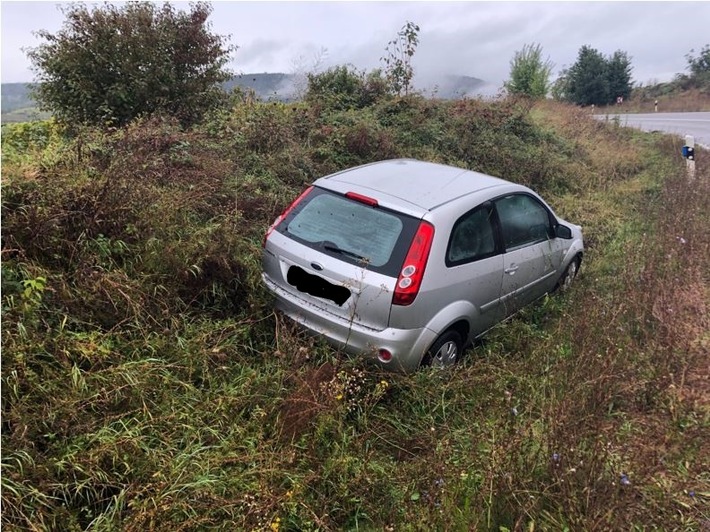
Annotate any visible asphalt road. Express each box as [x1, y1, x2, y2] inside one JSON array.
[[594, 111, 710, 148]]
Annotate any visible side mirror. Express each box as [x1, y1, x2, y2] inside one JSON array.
[[556, 225, 572, 239]]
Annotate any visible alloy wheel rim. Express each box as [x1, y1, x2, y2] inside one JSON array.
[[434, 341, 458, 366]]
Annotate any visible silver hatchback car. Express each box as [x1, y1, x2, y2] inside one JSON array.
[[262, 159, 583, 373]]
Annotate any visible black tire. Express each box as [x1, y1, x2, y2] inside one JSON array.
[[557, 258, 580, 293], [422, 330, 463, 368]]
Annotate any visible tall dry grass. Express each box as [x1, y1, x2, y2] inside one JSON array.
[[2, 98, 708, 530]]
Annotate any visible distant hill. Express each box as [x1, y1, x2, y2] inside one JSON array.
[[424, 75, 487, 98], [1, 73, 488, 122]]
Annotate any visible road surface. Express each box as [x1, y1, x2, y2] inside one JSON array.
[[594, 112, 710, 148]]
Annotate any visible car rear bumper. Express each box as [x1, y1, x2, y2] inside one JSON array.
[[263, 274, 436, 373]]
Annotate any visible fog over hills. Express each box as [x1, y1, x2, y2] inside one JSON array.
[[1, 73, 486, 119]]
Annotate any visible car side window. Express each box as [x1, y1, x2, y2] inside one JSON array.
[[494, 194, 553, 251], [446, 205, 497, 266]]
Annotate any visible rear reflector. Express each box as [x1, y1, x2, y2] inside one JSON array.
[[345, 191, 378, 207], [393, 221, 434, 306], [378, 349, 393, 363], [263, 186, 314, 247]]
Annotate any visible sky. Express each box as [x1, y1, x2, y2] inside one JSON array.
[[2, 1, 709, 95]]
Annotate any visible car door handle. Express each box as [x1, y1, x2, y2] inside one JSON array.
[[505, 265, 519, 275]]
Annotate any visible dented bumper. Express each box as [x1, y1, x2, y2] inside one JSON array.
[[263, 274, 437, 373]]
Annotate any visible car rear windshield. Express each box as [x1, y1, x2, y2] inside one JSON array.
[[276, 187, 420, 276]]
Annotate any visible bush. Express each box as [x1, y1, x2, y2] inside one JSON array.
[[27, 2, 233, 127]]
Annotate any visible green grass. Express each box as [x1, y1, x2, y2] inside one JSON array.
[[2, 97, 708, 530]]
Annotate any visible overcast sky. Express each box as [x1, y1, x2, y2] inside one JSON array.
[[2, 1, 709, 95]]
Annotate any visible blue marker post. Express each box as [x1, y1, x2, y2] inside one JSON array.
[[682, 135, 695, 179]]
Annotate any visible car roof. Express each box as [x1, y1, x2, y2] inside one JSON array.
[[314, 159, 515, 213]]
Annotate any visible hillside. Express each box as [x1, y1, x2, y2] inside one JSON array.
[[1, 73, 485, 121], [2, 95, 708, 530]]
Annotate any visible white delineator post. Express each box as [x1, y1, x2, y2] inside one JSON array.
[[685, 135, 695, 179]]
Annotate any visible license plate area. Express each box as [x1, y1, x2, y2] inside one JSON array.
[[287, 266, 351, 306]]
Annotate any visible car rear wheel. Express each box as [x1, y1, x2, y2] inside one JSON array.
[[422, 330, 463, 368], [558, 258, 580, 292]]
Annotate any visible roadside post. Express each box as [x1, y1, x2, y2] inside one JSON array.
[[682, 135, 695, 179]]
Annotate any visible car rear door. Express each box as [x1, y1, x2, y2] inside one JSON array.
[[263, 188, 420, 331]]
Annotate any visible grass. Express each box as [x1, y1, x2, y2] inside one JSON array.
[[2, 96, 708, 530]]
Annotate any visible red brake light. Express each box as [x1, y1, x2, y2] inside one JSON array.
[[393, 221, 434, 306], [263, 186, 314, 247], [345, 191, 378, 207]]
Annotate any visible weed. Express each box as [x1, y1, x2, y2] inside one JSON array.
[[2, 97, 708, 530]]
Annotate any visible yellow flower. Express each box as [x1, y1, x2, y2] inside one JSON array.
[[336, 393, 343, 401], [270, 517, 281, 531]]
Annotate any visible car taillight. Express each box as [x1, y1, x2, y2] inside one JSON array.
[[263, 186, 314, 247], [393, 221, 434, 306]]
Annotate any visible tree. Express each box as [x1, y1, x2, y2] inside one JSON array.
[[562, 45, 634, 106], [607, 50, 633, 102], [27, 2, 234, 127], [685, 44, 710, 87], [381, 21, 420, 96], [505, 43, 554, 98], [550, 68, 570, 101], [566, 46, 609, 106], [686, 44, 710, 76], [290, 47, 329, 100]]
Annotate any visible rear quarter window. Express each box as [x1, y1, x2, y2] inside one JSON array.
[[446, 205, 497, 266]]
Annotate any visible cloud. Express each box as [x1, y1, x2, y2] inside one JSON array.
[[233, 39, 291, 73], [2, 1, 709, 87]]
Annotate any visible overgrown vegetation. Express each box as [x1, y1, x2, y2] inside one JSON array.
[[2, 90, 708, 530], [607, 43, 710, 112], [505, 43, 554, 99], [381, 21, 420, 97], [26, 1, 234, 127]]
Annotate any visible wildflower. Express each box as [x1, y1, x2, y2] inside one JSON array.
[[552, 452, 560, 463], [620, 473, 631, 486], [511, 406, 518, 416], [270, 517, 281, 531], [688, 490, 696, 498], [380, 380, 389, 388], [336, 393, 343, 401]]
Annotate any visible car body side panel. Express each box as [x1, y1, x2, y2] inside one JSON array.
[[500, 238, 564, 313], [390, 254, 505, 335], [561, 227, 585, 267]]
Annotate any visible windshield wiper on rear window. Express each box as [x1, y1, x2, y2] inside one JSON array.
[[322, 242, 370, 263]]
